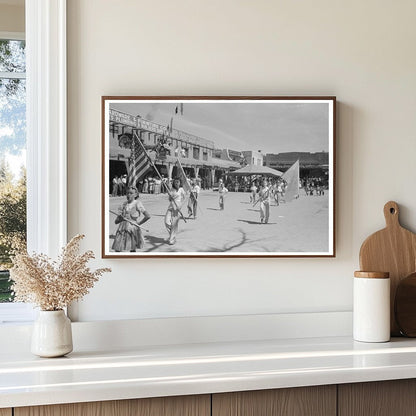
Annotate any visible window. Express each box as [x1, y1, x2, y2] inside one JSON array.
[[193, 146, 200, 160], [181, 146, 189, 158], [0, 36, 26, 305], [0, 0, 67, 323]]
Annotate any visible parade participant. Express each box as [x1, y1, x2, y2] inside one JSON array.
[[234, 180, 239, 193], [112, 176, 119, 197], [112, 186, 151, 252], [121, 174, 127, 195], [165, 178, 186, 245], [148, 177, 155, 194], [302, 178, 309, 196], [161, 175, 168, 193], [282, 179, 288, 198], [142, 178, 149, 193], [250, 182, 257, 204], [277, 179, 285, 201], [117, 176, 124, 196], [154, 177, 162, 194], [218, 179, 228, 210], [271, 181, 279, 206], [258, 178, 270, 224], [187, 179, 201, 219], [317, 177, 324, 196]]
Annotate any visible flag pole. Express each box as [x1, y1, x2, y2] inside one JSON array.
[[253, 184, 270, 207], [133, 131, 187, 223], [176, 157, 194, 201], [109, 210, 149, 232], [176, 157, 203, 216]]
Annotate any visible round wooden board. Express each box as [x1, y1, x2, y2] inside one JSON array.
[[395, 272, 416, 337]]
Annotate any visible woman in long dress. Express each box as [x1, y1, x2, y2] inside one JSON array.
[[112, 187, 151, 252]]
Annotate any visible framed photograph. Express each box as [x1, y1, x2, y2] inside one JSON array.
[[102, 96, 336, 258]]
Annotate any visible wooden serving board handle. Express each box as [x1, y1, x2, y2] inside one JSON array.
[[359, 201, 416, 336]]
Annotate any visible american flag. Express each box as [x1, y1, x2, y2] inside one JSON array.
[[128, 133, 152, 188]]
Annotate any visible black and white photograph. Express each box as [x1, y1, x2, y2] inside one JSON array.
[[102, 97, 335, 257]]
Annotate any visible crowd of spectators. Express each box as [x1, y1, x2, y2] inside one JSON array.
[[111, 174, 127, 197], [301, 177, 327, 196], [111, 173, 328, 197]]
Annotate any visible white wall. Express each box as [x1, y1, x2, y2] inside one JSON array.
[[67, 0, 416, 322], [0, 3, 24, 33]]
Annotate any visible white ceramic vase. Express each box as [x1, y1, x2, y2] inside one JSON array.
[[31, 310, 73, 357]]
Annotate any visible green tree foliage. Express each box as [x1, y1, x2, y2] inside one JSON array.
[[0, 270, 12, 302], [0, 161, 26, 302], [0, 161, 26, 267], [0, 39, 25, 89]]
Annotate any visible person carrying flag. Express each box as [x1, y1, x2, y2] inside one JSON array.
[[165, 178, 186, 245], [271, 180, 279, 206], [112, 186, 151, 252], [258, 178, 271, 224]]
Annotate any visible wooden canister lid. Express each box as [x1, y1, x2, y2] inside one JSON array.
[[354, 271, 389, 279]]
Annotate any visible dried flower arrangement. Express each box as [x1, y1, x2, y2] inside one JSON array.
[[10, 234, 111, 311]]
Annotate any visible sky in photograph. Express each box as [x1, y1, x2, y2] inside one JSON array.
[[110, 101, 330, 154]]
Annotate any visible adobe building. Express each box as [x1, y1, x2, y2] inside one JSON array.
[[242, 150, 264, 166], [108, 109, 240, 190]]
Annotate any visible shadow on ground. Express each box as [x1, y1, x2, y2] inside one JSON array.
[[202, 229, 248, 252]]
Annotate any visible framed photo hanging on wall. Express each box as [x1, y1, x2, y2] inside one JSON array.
[[102, 96, 336, 258]]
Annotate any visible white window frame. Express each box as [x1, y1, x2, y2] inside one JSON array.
[[0, 0, 67, 324], [0, 31, 32, 323]]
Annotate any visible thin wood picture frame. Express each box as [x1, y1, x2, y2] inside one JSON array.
[[102, 96, 336, 258]]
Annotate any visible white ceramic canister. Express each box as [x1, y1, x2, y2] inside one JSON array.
[[353, 271, 390, 343]]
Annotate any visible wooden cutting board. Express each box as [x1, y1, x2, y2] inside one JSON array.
[[359, 201, 416, 336], [395, 272, 416, 337]]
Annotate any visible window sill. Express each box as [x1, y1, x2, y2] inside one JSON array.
[[0, 303, 36, 324]]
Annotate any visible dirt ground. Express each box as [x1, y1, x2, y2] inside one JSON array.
[[108, 189, 330, 255]]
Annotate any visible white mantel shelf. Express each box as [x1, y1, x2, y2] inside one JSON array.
[[2, 335, 416, 409]]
